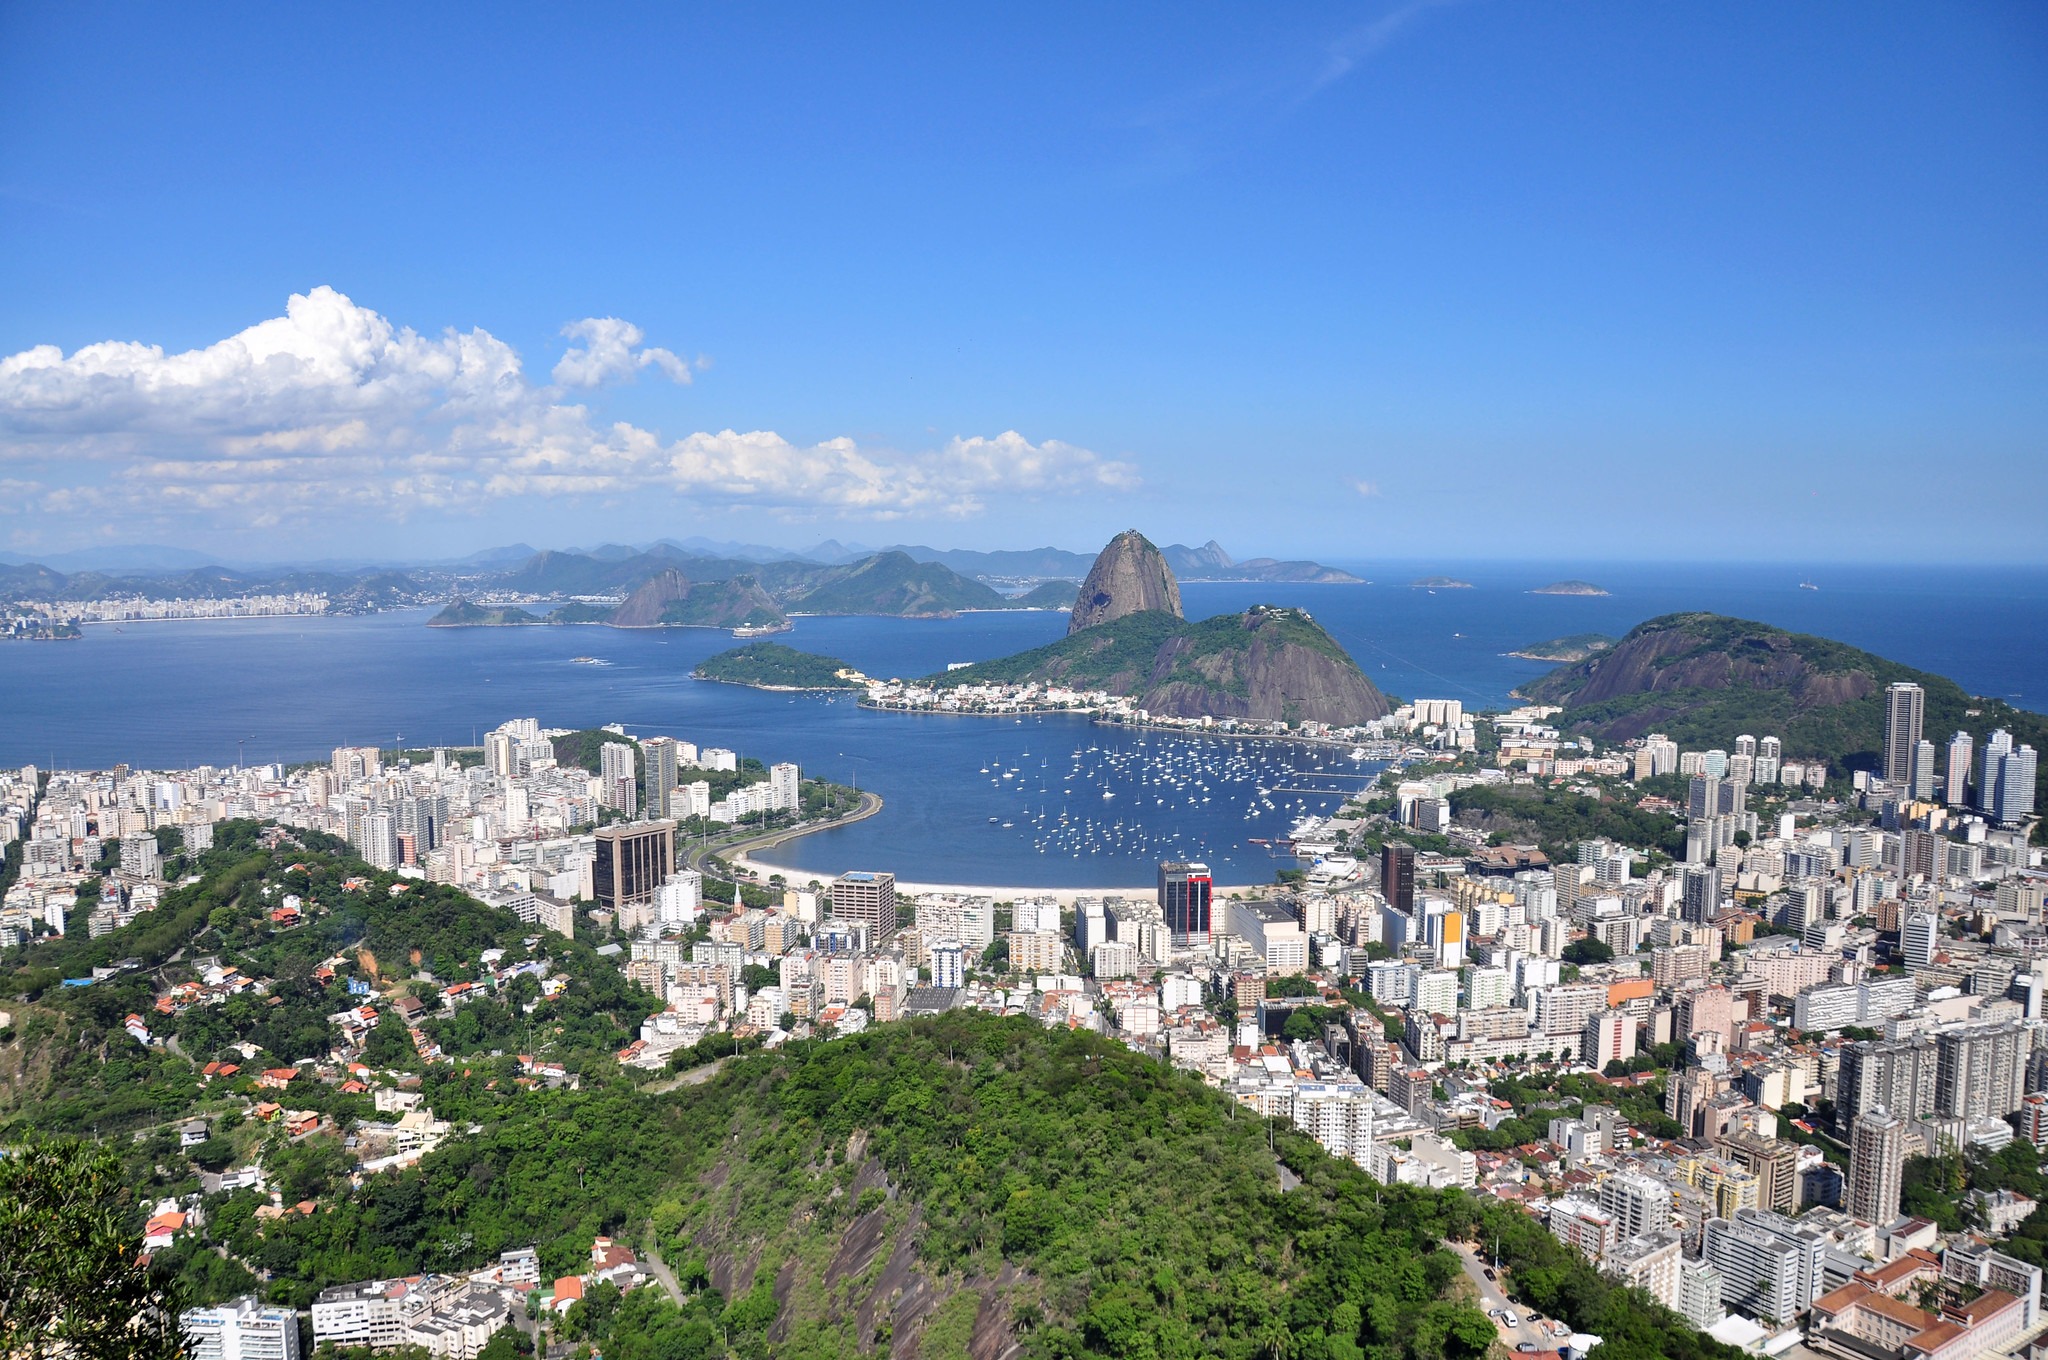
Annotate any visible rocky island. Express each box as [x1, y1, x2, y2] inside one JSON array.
[[1531, 579, 1610, 596], [1408, 575, 1473, 589], [935, 530, 1391, 725], [426, 598, 540, 627]]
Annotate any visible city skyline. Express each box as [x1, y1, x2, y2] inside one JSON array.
[[3, 6, 2045, 563]]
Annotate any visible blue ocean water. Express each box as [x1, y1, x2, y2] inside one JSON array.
[[4, 561, 2042, 886]]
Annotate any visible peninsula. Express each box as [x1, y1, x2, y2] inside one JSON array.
[[1508, 632, 1615, 662], [693, 641, 861, 690], [933, 530, 1391, 726]]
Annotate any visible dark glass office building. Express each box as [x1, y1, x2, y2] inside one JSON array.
[[1159, 860, 1213, 948]]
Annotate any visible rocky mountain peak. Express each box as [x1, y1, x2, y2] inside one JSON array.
[[1068, 530, 1184, 635]]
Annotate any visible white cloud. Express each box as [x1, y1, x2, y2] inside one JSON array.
[[0, 287, 1135, 529], [1352, 479, 1381, 498], [550, 316, 691, 389]]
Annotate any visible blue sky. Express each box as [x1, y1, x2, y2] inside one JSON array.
[[1, 4, 2044, 563]]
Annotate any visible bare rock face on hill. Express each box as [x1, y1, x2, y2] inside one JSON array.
[[1069, 530, 1183, 635]]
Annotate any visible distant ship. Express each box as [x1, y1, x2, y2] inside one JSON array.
[[1799, 579, 1819, 590], [570, 656, 609, 666]]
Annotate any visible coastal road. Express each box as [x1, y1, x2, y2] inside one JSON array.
[[1450, 1242, 1557, 1353], [683, 791, 883, 881]]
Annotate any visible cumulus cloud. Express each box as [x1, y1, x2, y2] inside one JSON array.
[[0, 287, 1134, 529], [550, 316, 692, 388]]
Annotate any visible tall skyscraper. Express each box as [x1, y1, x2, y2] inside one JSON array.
[[599, 741, 638, 814], [1681, 864, 1719, 924], [593, 820, 675, 911], [1945, 731, 1974, 807], [1883, 683, 1925, 787], [1980, 731, 2038, 828], [831, 870, 899, 940], [1159, 860, 1214, 947], [1847, 1109, 1905, 1226], [1380, 843, 1415, 915], [643, 736, 679, 820]]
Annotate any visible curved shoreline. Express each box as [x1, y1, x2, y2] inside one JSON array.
[[716, 789, 1277, 901]]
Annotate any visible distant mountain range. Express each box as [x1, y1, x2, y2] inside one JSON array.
[[0, 535, 1359, 586]]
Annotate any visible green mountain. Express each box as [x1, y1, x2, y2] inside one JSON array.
[[0, 835, 1731, 1360], [694, 643, 860, 689], [783, 550, 1006, 617], [1524, 612, 2048, 804], [939, 604, 1393, 725], [425, 598, 540, 627], [551, 727, 644, 776], [1010, 578, 1079, 609], [609, 570, 789, 630]]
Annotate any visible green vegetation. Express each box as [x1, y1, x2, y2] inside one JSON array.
[[551, 728, 642, 777], [786, 549, 1006, 616], [0, 823, 658, 1139], [1450, 782, 1685, 862], [0, 1138, 184, 1358], [1011, 579, 1079, 608], [694, 642, 860, 690], [934, 604, 1391, 725], [656, 578, 788, 629], [1509, 633, 1614, 662], [1529, 581, 1609, 596], [1527, 612, 2048, 804], [426, 599, 539, 627]]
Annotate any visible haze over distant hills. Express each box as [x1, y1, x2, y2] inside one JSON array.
[[1, 534, 1361, 579]]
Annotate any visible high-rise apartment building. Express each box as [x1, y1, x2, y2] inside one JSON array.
[[1837, 1034, 1938, 1126], [1702, 1216, 1804, 1325], [1847, 1109, 1905, 1226], [1910, 739, 1937, 801], [1160, 861, 1214, 947], [1380, 843, 1415, 915], [599, 741, 638, 814], [184, 1295, 304, 1360], [769, 761, 801, 811], [1900, 911, 1939, 968], [1899, 828, 1943, 883], [1935, 1020, 2028, 1120], [642, 736, 679, 820], [593, 820, 675, 911], [1945, 731, 1974, 807], [1980, 732, 2038, 828], [1681, 865, 1719, 924], [832, 870, 899, 940], [1883, 682, 1925, 787]]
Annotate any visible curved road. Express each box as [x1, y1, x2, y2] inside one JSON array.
[[681, 790, 883, 882]]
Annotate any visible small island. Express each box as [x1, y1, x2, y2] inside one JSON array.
[[1408, 575, 1474, 589], [1531, 579, 1610, 596], [427, 598, 540, 627], [1509, 632, 1615, 663], [694, 642, 862, 690]]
